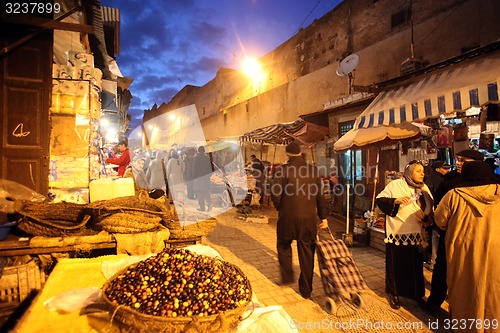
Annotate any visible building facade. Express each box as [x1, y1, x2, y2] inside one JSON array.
[[146, 0, 499, 139], [0, 0, 130, 201], [144, 0, 500, 210]]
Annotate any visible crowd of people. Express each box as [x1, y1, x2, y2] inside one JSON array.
[[101, 142, 237, 212], [375, 148, 500, 333], [101, 138, 499, 332]]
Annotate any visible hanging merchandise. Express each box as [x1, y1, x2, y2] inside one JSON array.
[[437, 126, 452, 147], [453, 123, 468, 142], [384, 171, 400, 186], [479, 133, 495, 150], [407, 147, 428, 163]]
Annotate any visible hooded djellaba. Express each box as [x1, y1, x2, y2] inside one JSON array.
[[435, 161, 500, 333]]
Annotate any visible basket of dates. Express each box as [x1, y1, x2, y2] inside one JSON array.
[[102, 247, 252, 332]]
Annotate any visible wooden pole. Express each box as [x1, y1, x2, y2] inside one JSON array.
[[371, 149, 380, 213], [272, 143, 277, 168], [346, 183, 350, 234], [310, 145, 315, 165]]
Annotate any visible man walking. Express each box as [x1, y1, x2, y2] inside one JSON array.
[[192, 146, 213, 212], [271, 141, 328, 299]]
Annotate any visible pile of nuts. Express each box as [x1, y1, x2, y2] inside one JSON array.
[[104, 248, 251, 318]]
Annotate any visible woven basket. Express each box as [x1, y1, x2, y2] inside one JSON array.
[[14, 201, 93, 237], [87, 194, 168, 210], [164, 218, 217, 239], [102, 261, 251, 333], [98, 212, 163, 234], [88, 196, 170, 220], [87, 195, 171, 233], [17, 214, 93, 237]]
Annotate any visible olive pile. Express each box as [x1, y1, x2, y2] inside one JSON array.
[[104, 248, 251, 318]]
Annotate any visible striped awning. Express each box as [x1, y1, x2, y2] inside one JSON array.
[[355, 51, 500, 130], [243, 119, 329, 146]]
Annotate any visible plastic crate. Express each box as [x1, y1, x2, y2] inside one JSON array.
[[0, 259, 46, 311]]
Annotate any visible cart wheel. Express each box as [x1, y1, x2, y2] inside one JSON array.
[[325, 297, 337, 314], [351, 293, 365, 308]]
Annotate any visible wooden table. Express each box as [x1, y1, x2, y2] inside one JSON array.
[[0, 232, 201, 257], [14, 250, 298, 333], [0, 233, 117, 257]]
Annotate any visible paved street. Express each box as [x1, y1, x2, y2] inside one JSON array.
[[201, 205, 451, 333]]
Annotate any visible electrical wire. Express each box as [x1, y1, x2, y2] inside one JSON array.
[[295, 0, 323, 35], [419, 1, 462, 44]]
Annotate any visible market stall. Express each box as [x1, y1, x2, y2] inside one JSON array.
[[333, 48, 500, 250], [0, 180, 219, 321], [240, 119, 330, 207], [12, 246, 298, 333]]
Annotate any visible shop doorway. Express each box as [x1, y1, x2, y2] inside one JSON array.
[[0, 27, 52, 194]]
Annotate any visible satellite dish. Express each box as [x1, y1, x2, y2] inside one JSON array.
[[336, 54, 359, 76]]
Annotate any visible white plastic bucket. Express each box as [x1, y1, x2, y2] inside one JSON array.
[[113, 178, 135, 198], [89, 178, 113, 202]]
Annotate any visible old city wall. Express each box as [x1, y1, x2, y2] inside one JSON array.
[[149, 0, 500, 141]]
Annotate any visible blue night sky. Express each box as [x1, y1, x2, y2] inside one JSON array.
[[100, 0, 343, 131]]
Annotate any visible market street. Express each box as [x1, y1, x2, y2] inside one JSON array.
[[201, 204, 450, 333]]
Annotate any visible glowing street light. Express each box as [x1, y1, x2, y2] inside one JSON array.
[[242, 57, 267, 93], [242, 58, 262, 80], [105, 129, 118, 142], [100, 118, 110, 128]]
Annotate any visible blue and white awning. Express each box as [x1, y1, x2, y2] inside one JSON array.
[[355, 51, 500, 129]]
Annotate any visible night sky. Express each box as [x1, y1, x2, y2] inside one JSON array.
[[100, 0, 343, 133]]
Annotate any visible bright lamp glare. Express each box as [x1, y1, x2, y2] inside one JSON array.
[[242, 58, 262, 79], [105, 129, 118, 142], [100, 118, 110, 128], [169, 114, 176, 121]]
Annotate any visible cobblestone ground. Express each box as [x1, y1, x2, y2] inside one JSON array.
[[200, 205, 450, 333]]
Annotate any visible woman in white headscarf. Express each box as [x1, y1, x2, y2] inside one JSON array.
[[375, 160, 434, 309]]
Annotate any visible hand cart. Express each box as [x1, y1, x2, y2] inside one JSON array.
[[316, 227, 368, 314]]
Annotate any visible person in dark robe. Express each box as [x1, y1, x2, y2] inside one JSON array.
[[270, 141, 328, 299], [423, 160, 452, 271], [192, 146, 213, 212]]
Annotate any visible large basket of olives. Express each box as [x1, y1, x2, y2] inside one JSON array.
[[102, 248, 252, 332]]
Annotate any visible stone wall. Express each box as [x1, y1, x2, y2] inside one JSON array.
[[144, 0, 500, 141]]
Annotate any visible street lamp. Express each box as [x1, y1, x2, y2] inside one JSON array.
[[242, 58, 261, 79], [242, 57, 266, 93]]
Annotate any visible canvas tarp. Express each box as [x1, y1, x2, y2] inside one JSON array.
[[242, 119, 329, 146]]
